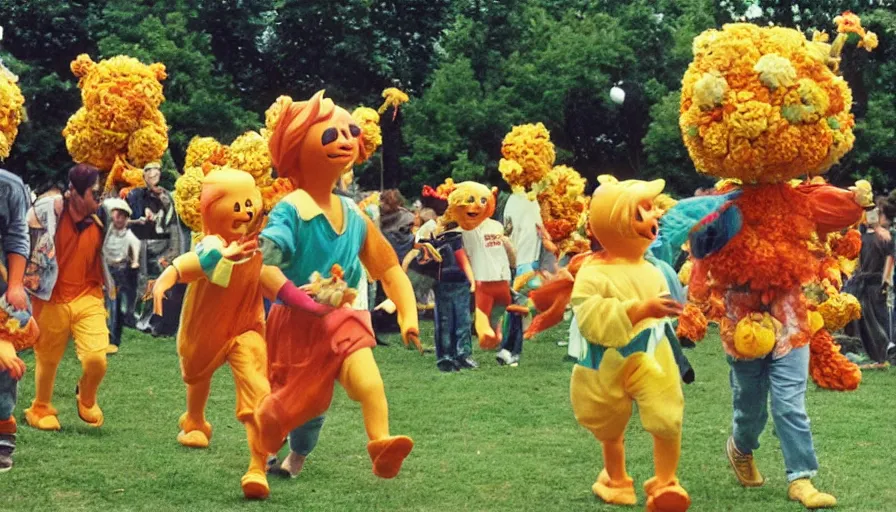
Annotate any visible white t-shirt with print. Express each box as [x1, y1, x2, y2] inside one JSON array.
[[503, 192, 542, 266], [462, 218, 511, 282]]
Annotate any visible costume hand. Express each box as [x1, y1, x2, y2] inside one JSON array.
[[0, 342, 25, 380], [402, 326, 422, 354], [470, 283, 476, 293], [374, 299, 397, 315], [222, 238, 258, 261], [6, 285, 28, 312], [636, 296, 684, 321], [151, 269, 178, 316]]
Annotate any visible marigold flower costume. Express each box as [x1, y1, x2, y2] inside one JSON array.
[[679, 16, 874, 509], [152, 168, 326, 499], [254, 90, 418, 479], [62, 54, 169, 194], [570, 177, 690, 512]]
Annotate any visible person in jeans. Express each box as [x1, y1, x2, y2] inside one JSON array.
[[101, 198, 140, 354], [0, 167, 39, 472]]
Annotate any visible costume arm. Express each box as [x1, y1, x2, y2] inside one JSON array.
[[359, 216, 419, 346], [259, 265, 330, 315], [259, 202, 299, 267], [797, 184, 865, 234], [571, 266, 639, 348]]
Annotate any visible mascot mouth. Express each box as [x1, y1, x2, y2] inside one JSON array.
[[232, 211, 254, 230], [466, 211, 481, 218], [327, 153, 353, 160]]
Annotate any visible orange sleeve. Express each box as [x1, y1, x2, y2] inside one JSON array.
[[797, 184, 864, 234], [359, 216, 400, 281]]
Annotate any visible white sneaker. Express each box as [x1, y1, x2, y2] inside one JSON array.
[[495, 349, 512, 366], [509, 354, 520, 367]]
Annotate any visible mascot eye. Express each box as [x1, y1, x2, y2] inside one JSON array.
[[245, 199, 253, 208], [467, 195, 475, 204], [635, 208, 643, 222], [321, 127, 339, 146], [349, 124, 361, 137], [233, 202, 241, 212], [480, 197, 487, 205]]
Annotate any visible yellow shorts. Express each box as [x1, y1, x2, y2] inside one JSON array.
[[570, 338, 684, 441], [33, 292, 109, 364]]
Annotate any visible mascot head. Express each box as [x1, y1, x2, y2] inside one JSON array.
[[199, 168, 263, 242], [588, 175, 665, 261]]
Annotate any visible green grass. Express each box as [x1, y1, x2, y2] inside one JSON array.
[[4, 323, 895, 511]]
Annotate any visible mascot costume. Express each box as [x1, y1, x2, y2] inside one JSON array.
[[679, 13, 875, 509], [569, 177, 690, 512], [253, 90, 418, 480], [152, 168, 326, 499]]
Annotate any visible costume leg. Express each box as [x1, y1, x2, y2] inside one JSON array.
[[26, 300, 71, 430], [340, 348, 413, 478], [177, 377, 213, 448], [570, 364, 636, 505], [70, 295, 109, 427], [474, 283, 496, 347], [228, 331, 272, 499], [630, 343, 689, 512]]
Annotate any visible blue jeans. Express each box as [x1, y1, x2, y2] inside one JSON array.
[[728, 345, 818, 482], [0, 370, 16, 420], [433, 281, 472, 362], [288, 415, 326, 456]]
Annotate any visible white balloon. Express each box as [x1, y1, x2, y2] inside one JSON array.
[[610, 86, 626, 105]]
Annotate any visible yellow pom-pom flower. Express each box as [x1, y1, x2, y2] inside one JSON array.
[[817, 292, 861, 332], [0, 64, 25, 159], [228, 131, 272, 181], [537, 165, 588, 244], [262, 95, 293, 140], [174, 166, 205, 233], [377, 88, 410, 116], [352, 107, 382, 163], [501, 123, 556, 191], [185, 136, 226, 169], [734, 312, 780, 359]]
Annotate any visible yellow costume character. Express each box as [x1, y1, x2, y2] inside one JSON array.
[[570, 177, 689, 512], [152, 169, 327, 500]]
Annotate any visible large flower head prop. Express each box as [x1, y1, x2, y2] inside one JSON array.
[[500, 123, 555, 193], [351, 106, 382, 164], [0, 58, 25, 160], [680, 15, 875, 184], [377, 87, 409, 121], [63, 54, 169, 191], [536, 165, 588, 245]]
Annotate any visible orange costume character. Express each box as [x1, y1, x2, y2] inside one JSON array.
[[254, 90, 419, 479], [152, 169, 328, 499], [448, 182, 516, 349]]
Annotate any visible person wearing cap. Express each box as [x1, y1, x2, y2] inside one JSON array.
[[23, 163, 115, 430], [127, 162, 186, 335], [101, 198, 140, 353]]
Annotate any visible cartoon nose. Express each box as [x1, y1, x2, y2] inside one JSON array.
[[338, 143, 353, 152], [245, 211, 254, 222]]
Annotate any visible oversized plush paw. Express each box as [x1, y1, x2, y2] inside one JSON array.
[[592, 469, 636, 505], [241, 469, 270, 500], [644, 477, 690, 512], [368, 435, 414, 479]]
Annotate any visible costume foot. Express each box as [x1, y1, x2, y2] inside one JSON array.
[[177, 413, 212, 447], [368, 435, 414, 479], [75, 387, 104, 427], [105, 344, 119, 354], [788, 479, 837, 509], [24, 404, 61, 431], [279, 451, 307, 478], [592, 469, 636, 505], [726, 436, 764, 487], [644, 477, 691, 512], [241, 470, 270, 500]]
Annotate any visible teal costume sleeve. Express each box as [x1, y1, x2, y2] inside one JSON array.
[[645, 253, 694, 384], [650, 190, 741, 265], [260, 202, 299, 264]]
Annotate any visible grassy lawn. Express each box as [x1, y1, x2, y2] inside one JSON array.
[[4, 322, 895, 511]]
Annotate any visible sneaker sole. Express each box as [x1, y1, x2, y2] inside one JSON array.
[[0, 465, 11, 473]]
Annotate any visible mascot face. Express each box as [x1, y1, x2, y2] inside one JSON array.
[[588, 177, 665, 261], [447, 181, 497, 231], [298, 106, 360, 185], [200, 168, 264, 242]]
